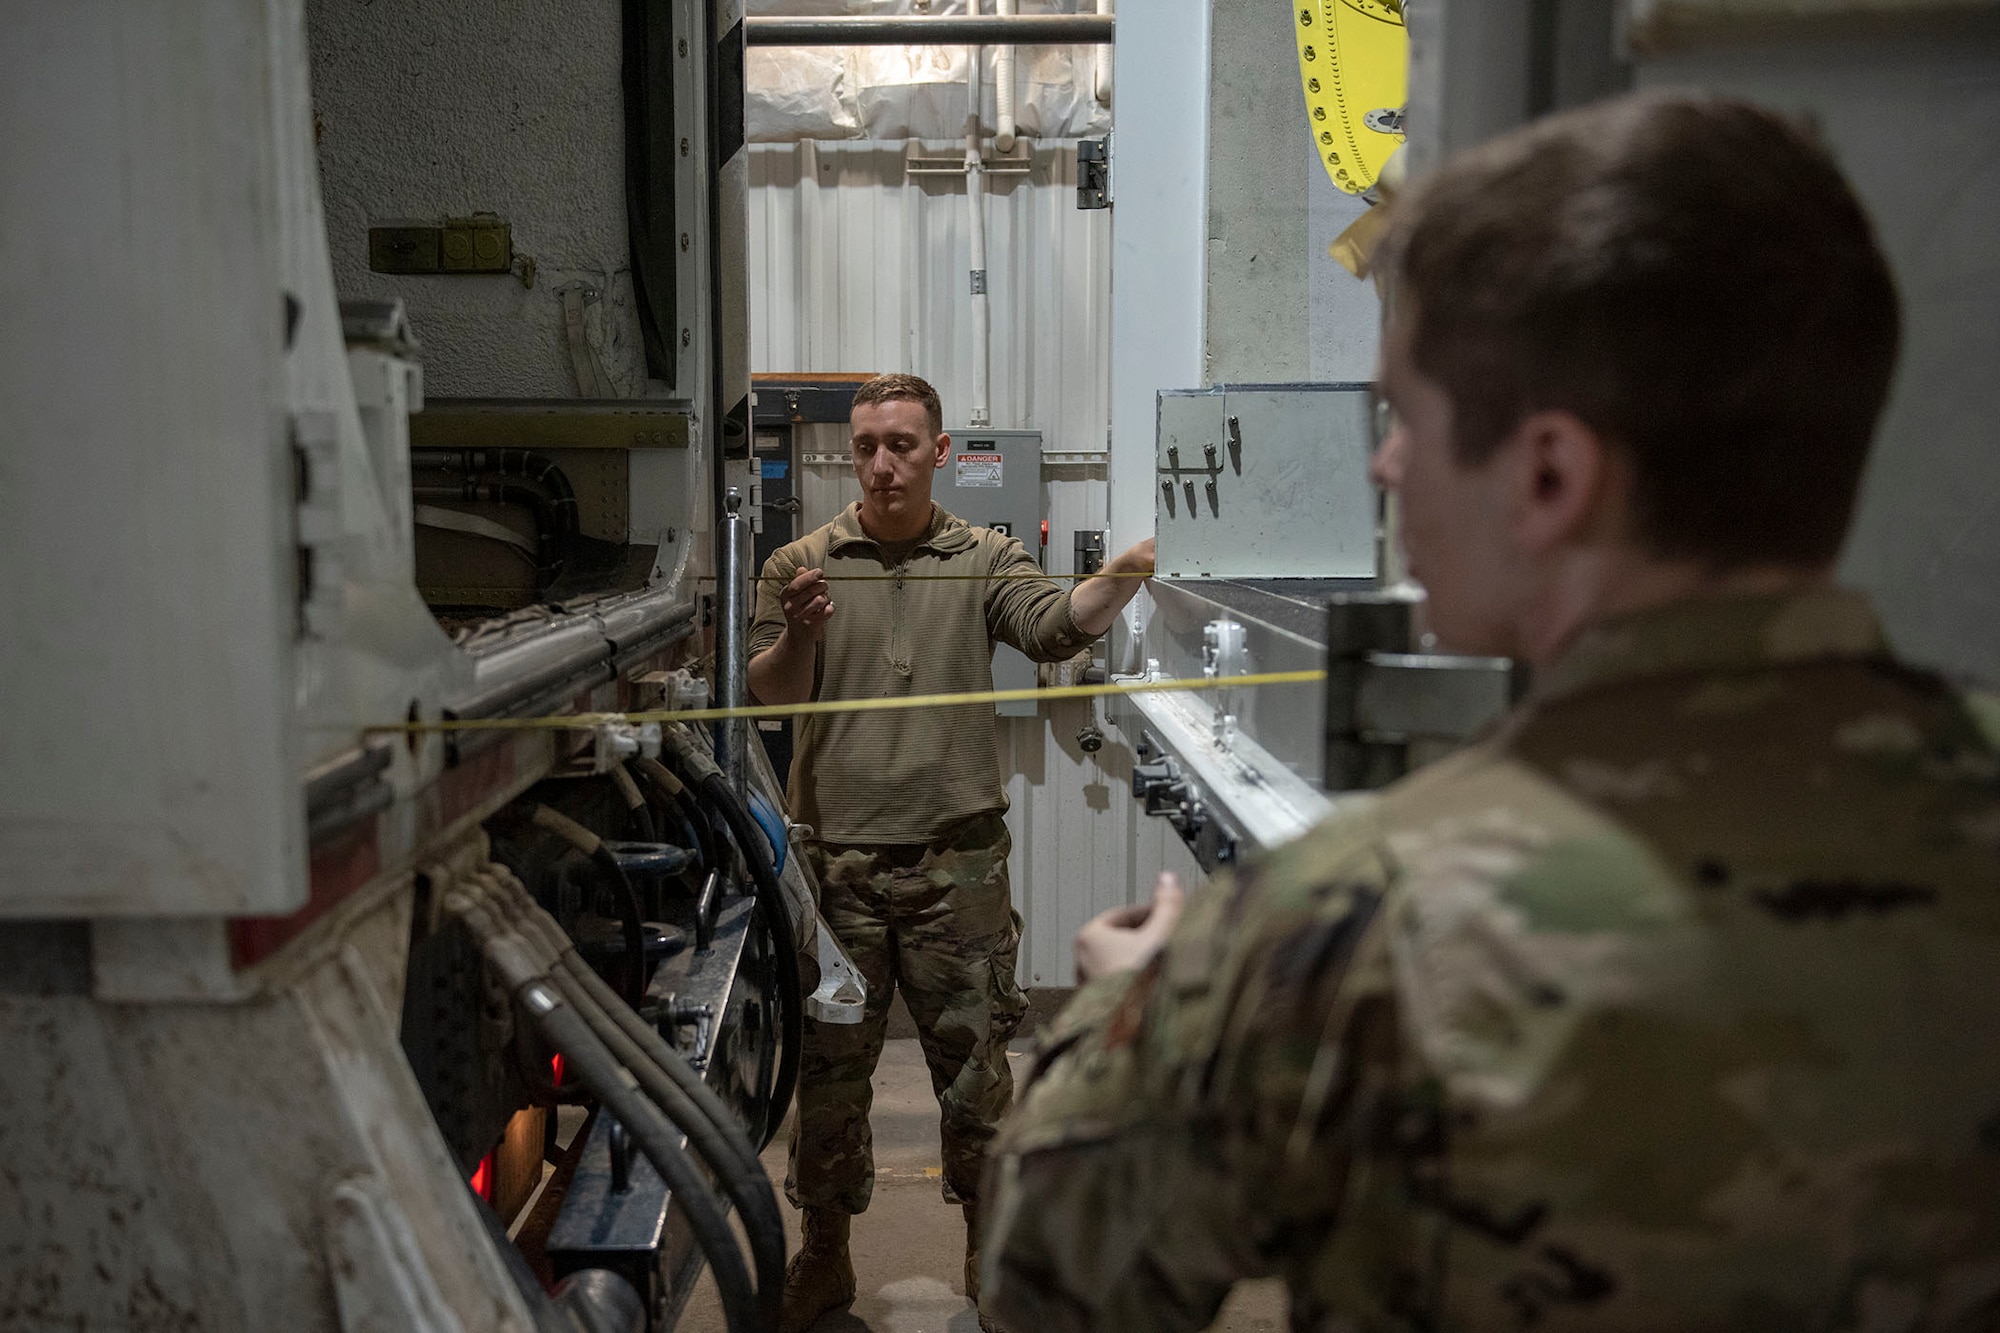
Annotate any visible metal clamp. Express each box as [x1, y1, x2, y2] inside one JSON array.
[[652, 994, 716, 1070], [1202, 618, 1247, 749], [590, 720, 662, 774]]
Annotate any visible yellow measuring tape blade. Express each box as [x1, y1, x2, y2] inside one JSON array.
[[368, 669, 1328, 736], [1295, 0, 1407, 195], [713, 570, 1157, 584]]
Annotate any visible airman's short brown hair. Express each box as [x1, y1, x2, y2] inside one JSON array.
[[1385, 93, 1900, 570], [851, 373, 945, 438]]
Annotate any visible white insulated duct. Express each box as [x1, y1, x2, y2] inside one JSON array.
[[966, 40, 991, 427], [995, 0, 1019, 153]]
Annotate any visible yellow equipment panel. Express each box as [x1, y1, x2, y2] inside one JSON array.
[[1294, 0, 1408, 194]]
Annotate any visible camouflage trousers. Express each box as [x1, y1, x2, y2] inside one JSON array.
[[785, 810, 1027, 1215]]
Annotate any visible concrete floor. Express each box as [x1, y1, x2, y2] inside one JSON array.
[[676, 1038, 1285, 1333]]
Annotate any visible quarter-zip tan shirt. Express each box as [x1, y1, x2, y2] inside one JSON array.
[[748, 503, 1087, 844]]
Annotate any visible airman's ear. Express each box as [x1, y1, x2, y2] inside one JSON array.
[[1508, 409, 1613, 555], [934, 430, 952, 468]]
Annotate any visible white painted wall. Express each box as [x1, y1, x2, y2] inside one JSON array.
[[748, 139, 1199, 985], [307, 0, 650, 399]]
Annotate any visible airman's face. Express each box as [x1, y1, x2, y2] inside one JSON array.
[[1370, 306, 1529, 656], [850, 398, 949, 533]]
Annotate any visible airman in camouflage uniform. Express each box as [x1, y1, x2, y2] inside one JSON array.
[[746, 373, 1156, 1330], [792, 811, 1027, 1217], [981, 95, 2000, 1331]]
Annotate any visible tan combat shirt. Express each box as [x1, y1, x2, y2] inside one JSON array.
[[748, 503, 1087, 845], [984, 588, 2000, 1332]]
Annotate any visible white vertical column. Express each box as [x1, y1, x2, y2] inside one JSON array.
[[1107, 0, 1211, 546]]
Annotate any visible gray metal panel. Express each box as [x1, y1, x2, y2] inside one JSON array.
[[0, 3, 303, 916], [938, 428, 1045, 716], [1156, 384, 1378, 579]]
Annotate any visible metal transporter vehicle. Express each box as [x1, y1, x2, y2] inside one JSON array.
[[0, 4, 860, 1330]]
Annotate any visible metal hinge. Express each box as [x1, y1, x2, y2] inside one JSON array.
[[1077, 136, 1110, 210]]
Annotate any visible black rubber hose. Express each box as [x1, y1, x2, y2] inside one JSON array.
[[543, 960, 785, 1328], [695, 770, 803, 1145], [650, 779, 709, 873], [520, 983, 761, 1333], [663, 789, 711, 872], [635, 757, 714, 875], [533, 806, 646, 1009], [612, 763, 659, 844], [588, 843, 647, 1010], [499, 448, 581, 536], [498, 871, 770, 1199]]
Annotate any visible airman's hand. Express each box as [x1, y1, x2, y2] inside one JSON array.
[[780, 566, 835, 641], [1074, 872, 1186, 983]]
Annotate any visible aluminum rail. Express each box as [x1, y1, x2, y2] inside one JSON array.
[[448, 586, 699, 721], [743, 14, 1114, 46]]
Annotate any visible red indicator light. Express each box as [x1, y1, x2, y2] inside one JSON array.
[[1040, 520, 1049, 546], [470, 1153, 495, 1201], [551, 1053, 565, 1087]]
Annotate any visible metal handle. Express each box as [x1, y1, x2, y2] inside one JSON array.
[[608, 1117, 634, 1194]]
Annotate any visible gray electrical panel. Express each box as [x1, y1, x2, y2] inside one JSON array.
[[1156, 383, 1378, 579], [937, 428, 1045, 717]]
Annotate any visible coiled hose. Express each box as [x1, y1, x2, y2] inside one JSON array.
[[659, 735, 804, 1148]]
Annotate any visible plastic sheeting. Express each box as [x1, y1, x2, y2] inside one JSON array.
[[747, 0, 1113, 142]]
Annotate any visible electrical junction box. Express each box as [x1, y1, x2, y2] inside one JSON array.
[[1156, 383, 1378, 579], [368, 213, 512, 275], [937, 428, 1045, 717]]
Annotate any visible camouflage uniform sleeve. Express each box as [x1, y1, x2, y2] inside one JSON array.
[[746, 546, 799, 661], [981, 813, 1398, 1333], [982, 532, 1087, 664], [1967, 690, 2000, 749]]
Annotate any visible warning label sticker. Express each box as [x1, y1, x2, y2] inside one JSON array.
[[956, 453, 1004, 488]]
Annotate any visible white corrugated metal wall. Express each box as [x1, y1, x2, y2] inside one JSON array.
[[749, 140, 1200, 987]]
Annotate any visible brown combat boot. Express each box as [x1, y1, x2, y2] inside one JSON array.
[[779, 1207, 856, 1333], [963, 1201, 1002, 1332]]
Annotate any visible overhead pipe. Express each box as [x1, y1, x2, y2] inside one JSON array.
[[966, 42, 992, 429], [1094, 0, 1114, 105], [744, 14, 1113, 46], [993, 0, 1018, 155]]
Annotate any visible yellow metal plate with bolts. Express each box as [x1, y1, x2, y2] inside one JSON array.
[[1294, 0, 1407, 194]]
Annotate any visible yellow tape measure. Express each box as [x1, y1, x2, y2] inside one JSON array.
[[368, 670, 1328, 736], [1294, 0, 1407, 195], [712, 570, 1156, 584]]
